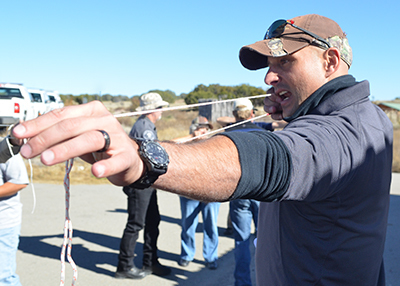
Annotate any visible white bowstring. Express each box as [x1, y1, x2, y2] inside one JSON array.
[[114, 94, 268, 118], [179, 113, 269, 143], [27, 156, 36, 214], [113, 93, 271, 142]]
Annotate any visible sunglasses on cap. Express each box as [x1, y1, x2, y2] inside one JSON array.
[[264, 19, 331, 49]]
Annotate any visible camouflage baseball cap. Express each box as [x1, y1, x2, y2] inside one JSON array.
[[239, 14, 352, 70]]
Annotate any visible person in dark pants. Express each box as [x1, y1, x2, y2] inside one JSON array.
[[115, 92, 171, 280]]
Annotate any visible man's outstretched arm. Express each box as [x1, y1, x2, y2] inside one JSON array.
[[12, 101, 241, 201]]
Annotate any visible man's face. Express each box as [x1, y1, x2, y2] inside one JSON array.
[[155, 110, 163, 121], [193, 127, 209, 137], [264, 46, 327, 118]]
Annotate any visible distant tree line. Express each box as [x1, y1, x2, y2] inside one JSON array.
[[60, 84, 267, 108], [183, 84, 266, 106], [60, 93, 131, 105]]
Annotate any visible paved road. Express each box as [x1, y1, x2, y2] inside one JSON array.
[[16, 173, 400, 285]]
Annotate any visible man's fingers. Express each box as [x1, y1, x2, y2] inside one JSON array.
[[19, 113, 114, 159], [22, 130, 110, 165], [264, 94, 283, 119], [12, 101, 109, 139], [8, 100, 146, 187], [270, 113, 284, 121]]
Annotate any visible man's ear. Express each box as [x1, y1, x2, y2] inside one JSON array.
[[324, 48, 341, 77]]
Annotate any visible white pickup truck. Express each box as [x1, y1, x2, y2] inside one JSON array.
[[0, 83, 37, 127], [47, 90, 64, 110], [28, 88, 51, 115]]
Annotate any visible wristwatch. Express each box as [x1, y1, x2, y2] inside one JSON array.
[[129, 139, 169, 189]]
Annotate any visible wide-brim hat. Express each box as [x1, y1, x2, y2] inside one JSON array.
[[136, 92, 169, 111], [239, 14, 352, 70]]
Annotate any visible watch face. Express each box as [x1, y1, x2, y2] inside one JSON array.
[[144, 141, 169, 166]]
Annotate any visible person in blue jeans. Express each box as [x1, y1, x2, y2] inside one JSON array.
[[229, 199, 258, 285], [176, 116, 220, 270], [226, 98, 286, 286], [179, 197, 220, 269], [0, 152, 29, 286]]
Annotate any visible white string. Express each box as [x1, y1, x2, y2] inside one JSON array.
[[114, 94, 268, 118], [178, 113, 269, 143], [113, 93, 271, 143], [27, 156, 36, 214], [60, 159, 78, 286]]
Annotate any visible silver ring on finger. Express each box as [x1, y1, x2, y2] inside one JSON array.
[[96, 130, 111, 153]]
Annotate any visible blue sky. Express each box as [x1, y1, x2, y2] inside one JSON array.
[[1, 0, 399, 101]]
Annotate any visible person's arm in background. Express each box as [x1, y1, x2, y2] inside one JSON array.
[[0, 137, 21, 163], [271, 120, 287, 130], [0, 182, 27, 198], [0, 125, 24, 163], [0, 153, 29, 197]]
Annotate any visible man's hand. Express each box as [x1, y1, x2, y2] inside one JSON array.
[[264, 88, 284, 120], [12, 101, 145, 187]]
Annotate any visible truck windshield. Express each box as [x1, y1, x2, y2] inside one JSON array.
[[0, 88, 24, 99]]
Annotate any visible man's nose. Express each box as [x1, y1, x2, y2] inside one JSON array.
[[264, 69, 279, 86]]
